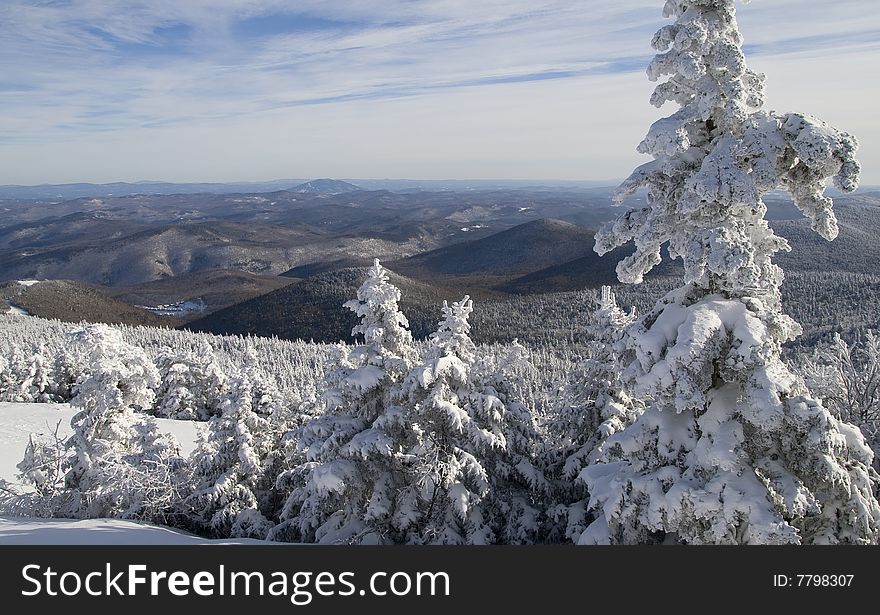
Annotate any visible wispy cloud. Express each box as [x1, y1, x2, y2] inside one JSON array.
[[1, 0, 878, 183]]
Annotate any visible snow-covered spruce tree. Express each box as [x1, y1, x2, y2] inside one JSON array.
[[468, 336, 548, 544], [398, 297, 492, 543], [184, 375, 275, 538], [0, 342, 28, 402], [52, 343, 86, 402], [582, 0, 879, 544], [397, 297, 548, 544], [797, 331, 880, 469], [154, 341, 228, 420], [547, 287, 642, 542], [234, 344, 306, 529], [62, 324, 184, 520], [18, 345, 56, 403], [0, 352, 16, 402], [273, 259, 418, 543], [237, 345, 287, 417]]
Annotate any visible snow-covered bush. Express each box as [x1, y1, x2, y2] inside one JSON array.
[[5, 424, 69, 517], [29, 325, 187, 521], [797, 331, 880, 469], [582, 0, 879, 544]]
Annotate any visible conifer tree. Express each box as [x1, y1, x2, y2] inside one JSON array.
[[19, 345, 56, 402], [582, 0, 880, 544], [155, 341, 228, 420], [185, 375, 275, 538], [241, 345, 287, 418], [275, 260, 417, 543], [549, 287, 641, 542], [399, 296, 493, 543], [389, 296, 548, 543], [470, 338, 548, 544], [0, 353, 11, 401]]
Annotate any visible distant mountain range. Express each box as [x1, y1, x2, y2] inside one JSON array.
[[0, 178, 362, 200], [2, 183, 879, 344], [0, 180, 307, 200], [0, 187, 636, 288], [0, 178, 624, 200]]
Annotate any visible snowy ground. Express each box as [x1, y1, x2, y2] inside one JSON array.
[[0, 517, 217, 545], [5, 304, 30, 316], [0, 402, 256, 544]]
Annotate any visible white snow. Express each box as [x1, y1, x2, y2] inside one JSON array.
[[138, 298, 207, 317], [0, 517, 214, 545], [6, 304, 30, 316], [0, 403, 76, 486], [17, 280, 41, 287]]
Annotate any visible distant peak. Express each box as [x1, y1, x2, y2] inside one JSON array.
[[290, 179, 362, 194]]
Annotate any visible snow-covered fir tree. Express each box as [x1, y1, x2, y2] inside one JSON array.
[[18, 345, 56, 403], [184, 374, 275, 538], [0, 353, 10, 401], [62, 324, 184, 520], [0, 342, 28, 402], [274, 260, 418, 543], [547, 287, 641, 542], [582, 0, 880, 544], [470, 337, 548, 543], [51, 343, 86, 402], [398, 296, 493, 543], [797, 331, 880, 470], [240, 345, 287, 417], [399, 296, 548, 543], [154, 341, 228, 420]]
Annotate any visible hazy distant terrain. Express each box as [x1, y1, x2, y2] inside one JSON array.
[[1, 181, 878, 346], [0, 185, 634, 291]]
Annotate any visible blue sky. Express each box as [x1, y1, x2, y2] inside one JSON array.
[[1, 0, 879, 185]]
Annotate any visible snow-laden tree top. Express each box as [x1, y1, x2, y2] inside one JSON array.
[[596, 0, 860, 301], [426, 296, 476, 365], [589, 286, 635, 343], [344, 258, 415, 366]]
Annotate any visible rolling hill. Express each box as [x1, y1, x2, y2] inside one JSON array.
[[0, 280, 177, 327], [0, 221, 418, 287], [388, 218, 598, 284], [106, 269, 297, 315], [184, 267, 497, 343]]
